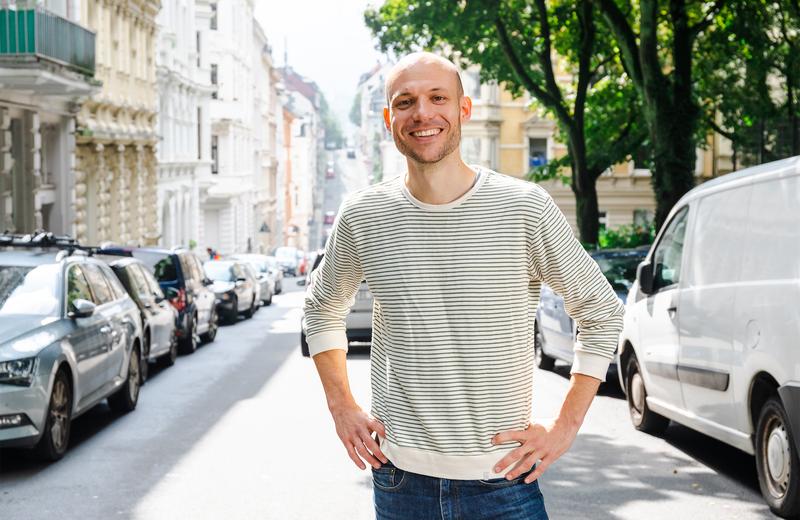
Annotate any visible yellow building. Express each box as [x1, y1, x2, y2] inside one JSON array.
[[498, 87, 735, 230], [74, 0, 161, 246]]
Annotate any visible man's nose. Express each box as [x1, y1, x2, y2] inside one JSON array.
[[411, 98, 436, 121]]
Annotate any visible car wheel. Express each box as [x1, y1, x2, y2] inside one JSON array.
[[34, 367, 72, 461], [178, 315, 198, 354], [162, 336, 178, 367], [140, 332, 150, 384], [755, 396, 800, 517], [275, 282, 282, 294], [200, 307, 218, 343], [625, 355, 669, 434], [534, 320, 555, 371], [301, 331, 310, 357], [244, 295, 256, 319], [263, 291, 273, 306], [108, 344, 141, 413], [226, 298, 238, 324]]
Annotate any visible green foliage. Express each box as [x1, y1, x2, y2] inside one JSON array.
[[188, 239, 197, 250], [350, 92, 362, 126], [591, 222, 655, 250]]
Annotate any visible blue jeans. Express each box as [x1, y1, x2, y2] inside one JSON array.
[[372, 461, 549, 520]]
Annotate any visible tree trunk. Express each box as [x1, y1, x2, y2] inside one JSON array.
[[650, 103, 696, 228], [566, 130, 600, 246]]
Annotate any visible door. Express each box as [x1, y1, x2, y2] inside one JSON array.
[[189, 254, 214, 330], [64, 264, 110, 402], [82, 263, 125, 385], [678, 187, 750, 430], [537, 284, 574, 361], [633, 206, 690, 409], [138, 264, 174, 357]]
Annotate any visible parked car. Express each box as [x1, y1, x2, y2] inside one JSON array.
[[323, 211, 336, 225], [99, 247, 218, 354], [297, 250, 309, 276], [535, 247, 648, 381], [241, 262, 265, 309], [274, 246, 300, 276], [617, 157, 800, 517], [204, 260, 258, 323], [299, 251, 372, 357], [102, 256, 179, 376], [0, 233, 144, 461], [326, 161, 335, 179], [264, 255, 283, 294], [228, 253, 276, 304], [346, 148, 356, 159]]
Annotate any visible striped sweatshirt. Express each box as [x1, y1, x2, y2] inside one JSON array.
[[303, 166, 624, 480]]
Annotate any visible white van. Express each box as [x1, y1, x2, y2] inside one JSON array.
[[617, 156, 800, 517]]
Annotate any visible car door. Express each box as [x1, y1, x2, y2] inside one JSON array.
[[631, 206, 690, 409], [82, 263, 126, 387], [127, 263, 163, 357], [190, 254, 215, 328], [138, 264, 175, 357], [678, 187, 749, 430], [64, 263, 111, 402], [232, 264, 251, 310], [537, 284, 574, 361]]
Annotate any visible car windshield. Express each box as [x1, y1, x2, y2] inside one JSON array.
[[593, 252, 647, 292], [0, 264, 61, 317], [204, 262, 234, 282], [132, 251, 177, 282]]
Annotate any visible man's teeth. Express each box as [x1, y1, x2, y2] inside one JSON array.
[[412, 129, 441, 137]]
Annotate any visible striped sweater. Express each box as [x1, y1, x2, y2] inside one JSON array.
[[304, 167, 624, 480]]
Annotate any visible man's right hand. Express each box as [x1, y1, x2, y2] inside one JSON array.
[[331, 404, 388, 470]]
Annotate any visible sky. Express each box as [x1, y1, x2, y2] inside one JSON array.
[[254, 0, 388, 132]]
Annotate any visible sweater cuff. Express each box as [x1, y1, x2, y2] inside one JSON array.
[[307, 330, 349, 357], [570, 351, 611, 382]]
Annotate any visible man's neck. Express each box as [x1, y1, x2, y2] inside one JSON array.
[[404, 154, 477, 205]]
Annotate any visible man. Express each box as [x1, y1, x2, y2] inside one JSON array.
[[304, 52, 624, 519]]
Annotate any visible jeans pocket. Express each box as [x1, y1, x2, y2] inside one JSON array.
[[371, 463, 407, 492], [478, 468, 537, 489]]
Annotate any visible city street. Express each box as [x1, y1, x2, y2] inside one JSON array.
[[0, 278, 777, 519]]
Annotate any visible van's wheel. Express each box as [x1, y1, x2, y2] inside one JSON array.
[[301, 331, 310, 357], [534, 321, 555, 371], [34, 368, 72, 461], [625, 355, 669, 434], [755, 396, 800, 518], [108, 345, 141, 413]]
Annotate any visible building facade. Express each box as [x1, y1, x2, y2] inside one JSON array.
[[0, 0, 97, 236], [155, 0, 212, 250], [74, 0, 161, 246]]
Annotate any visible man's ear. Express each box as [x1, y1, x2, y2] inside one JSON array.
[[461, 96, 473, 122], [383, 107, 391, 131]]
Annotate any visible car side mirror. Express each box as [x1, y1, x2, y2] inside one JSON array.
[[69, 298, 96, 318], [296, 279, 307, 286], [165, 287, 179, 300], [203, 278, 213, 286], [637, 261, 655, 295]]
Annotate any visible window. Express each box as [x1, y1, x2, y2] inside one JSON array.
[[598, 211, 608, 231], [197, 107, 202, 160], [529, 138, 548, 168], [461, 137, 481, 165], [101, 265, 128, 300], [210, 2, 218, 30], [83, 264, 113, 305], [211, 135, 219, 174], [652, 206, 689, 290], [66, 265, 93, 310], [465, 71, 481, 99], [128, 264, 153, 301], [141, 266, 165, 299], [633, 209, 653, 228], [196, 31, 201, 67], [210, 64, 218, 99]]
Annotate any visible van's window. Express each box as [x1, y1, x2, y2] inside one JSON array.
[[688, 187, 751, 286], [742, 175, 800, 280], [652, 207, 689, 290]]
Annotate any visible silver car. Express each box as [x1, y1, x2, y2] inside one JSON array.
[[228, 254, 276, 304], [0, 234, 144, 461]]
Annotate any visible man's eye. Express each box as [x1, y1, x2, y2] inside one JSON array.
[[396, 99, 411, 107], [433, 96, 446, 102]]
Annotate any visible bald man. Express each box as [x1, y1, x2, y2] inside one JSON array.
[[304, 52, 624, 519]]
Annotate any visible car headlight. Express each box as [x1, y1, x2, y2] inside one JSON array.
[[0, 357, 38, 386]]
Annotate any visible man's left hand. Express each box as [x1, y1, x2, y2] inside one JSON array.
[[491, 419, 579, 484]]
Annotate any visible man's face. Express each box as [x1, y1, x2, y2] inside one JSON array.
[[384, 63, 471, 165]]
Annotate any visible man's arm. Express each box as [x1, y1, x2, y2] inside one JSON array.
[[492, 374, 600, 482], [313, 349, 388, 470], [304, 208, 387, 470]]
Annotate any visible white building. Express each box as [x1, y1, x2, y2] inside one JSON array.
[[202, 0, 258, 255], [155, 0, 213, 250], [0, 0, 97, 235]]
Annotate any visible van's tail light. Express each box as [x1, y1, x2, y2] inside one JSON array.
[[170, 288, 187, 312]]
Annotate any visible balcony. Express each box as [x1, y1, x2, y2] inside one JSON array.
[[0, 8, 97, 96]]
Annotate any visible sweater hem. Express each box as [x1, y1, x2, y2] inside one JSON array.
[[380, 438, 518, 480]]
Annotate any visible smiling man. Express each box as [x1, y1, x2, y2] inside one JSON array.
[[304, 52, 624, 520]]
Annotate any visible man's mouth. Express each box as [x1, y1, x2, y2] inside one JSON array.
[[410, 128, 442, 137]]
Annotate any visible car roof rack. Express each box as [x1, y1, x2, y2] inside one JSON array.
[[0, 231, 100, 257]]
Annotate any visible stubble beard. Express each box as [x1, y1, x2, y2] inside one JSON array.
[[394, 120, 461, 165]]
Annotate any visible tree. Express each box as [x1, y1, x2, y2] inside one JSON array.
[[595, 0, 727, 228], [350, 91, 363, 126], [365, 0, 645, 245], [697, 0, 800, 168]]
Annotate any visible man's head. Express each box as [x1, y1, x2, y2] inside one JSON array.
[[383, 52, 472, 165]]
